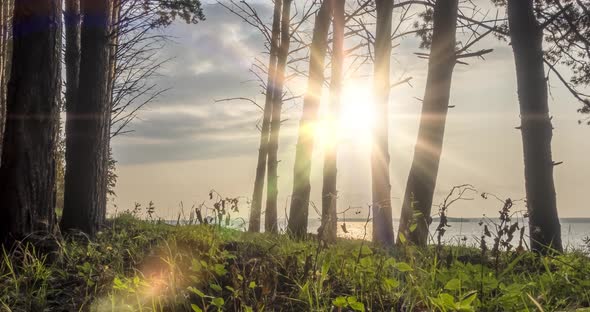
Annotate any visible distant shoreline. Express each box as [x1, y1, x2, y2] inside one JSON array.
[[339, 217, 590, 223], [162, 217, 590, 225]]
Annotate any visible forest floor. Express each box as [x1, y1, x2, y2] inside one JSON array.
[[1, 215, 590, 312]]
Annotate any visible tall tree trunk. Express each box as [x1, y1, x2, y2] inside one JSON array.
[[249, 0, 282, 233], [1, 0, 14, 166], [61, 0, 112, 236], [64, 0, 80, 125], [371, 0, 395, 247], [266, 0, 292, 234], [0, 0, 12, 163], [321, 0, 345, 243], [0, 0, 5, 156], [0, 0, 62, 244], [507, 0, 563, 253], [397, 0, 458, 246], [63, 0, 80, 218], [102, 0, 122, 222], [287, 0, 332, 238]]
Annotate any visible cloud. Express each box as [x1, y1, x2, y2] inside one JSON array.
[[112, 0, 515, 166], [112, 2, 274, 164], [113, 136, 259, 164]]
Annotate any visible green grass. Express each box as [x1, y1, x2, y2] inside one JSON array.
[[1, 215, 589, 311]]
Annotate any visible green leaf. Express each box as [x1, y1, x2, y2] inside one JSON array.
[[359, 257, 373, 268], [210, 283, 223, 292], [349, 301, 365, 312], [461, 291, 478, 305], [188, 286, 205, 298], [190, 259, 202, 272], [299, 281, 310, 299], [384, 278, 400, 289], [191, 304, 203, 312], [359, 245, 373, 256], [445, 278, 462, 291], [212, 297, 225, 307], [459, 292, 478, 311], [332, 296, 348, 308], [399, 232, 407, 244], [393, 262, 413, 272], [439, 293, 456, 307], [113, 277, 126, 290], [500, 253, 527, 278], [409, 223, 418, 232], [321, 253, 332, 278], [249, 281, 257, 289], [214, 264, 227, 276]]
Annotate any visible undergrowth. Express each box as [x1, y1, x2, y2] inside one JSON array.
[[1, 213, 590, 311]]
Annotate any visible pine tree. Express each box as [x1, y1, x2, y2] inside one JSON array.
[[371, 0, 395, 247], [288, 0, 333, 238], [0, 0, 62, 244]]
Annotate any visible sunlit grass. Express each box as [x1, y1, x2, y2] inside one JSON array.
[[1, 214, 589, 311]]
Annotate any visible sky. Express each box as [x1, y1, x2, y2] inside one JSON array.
[[110, 1, 590, 222]]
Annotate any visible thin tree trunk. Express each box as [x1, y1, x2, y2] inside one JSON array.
[[371, 0, 395, 247], [108, 1, 120, 109], [1, 0, 13, 166], [0, 0, 5, 154], [507, 0, 563, 253], [249, 0, 282, 233], [64, 0, 80, 121], [101, 0, 122, 222], [321, 0, 345, 243], [266, 0, 292, 234], [397, 0, 458, 246], [63, 0, 80, 220], [287, 0, 333, 238], [0, 0, 62, 244], [61, 0, 112, 236], [0, 0, 11, 163]]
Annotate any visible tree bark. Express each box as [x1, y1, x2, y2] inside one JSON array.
[[287, 0, 333, 238], [62, 0, 80, 221], [265, 0, 292, 234], [0, 0, 5, 155], [321, 0, 345, 243], [0, 0, 13, 163], [61, 0, 112, 236], [101, 0, 122, 222], [249, 0, 282, 233], [64, 0, 80, 134], [507, 0, 563, 253], [371, 0, 395, 247], [397, 0, 458, 246], [0, 0, 62, 244]]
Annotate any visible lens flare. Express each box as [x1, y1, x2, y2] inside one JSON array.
[[315, 83, 376, 150]]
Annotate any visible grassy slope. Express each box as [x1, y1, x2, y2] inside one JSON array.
[[1, 216, 590, 312]]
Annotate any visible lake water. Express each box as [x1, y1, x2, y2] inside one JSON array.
[[263, 218, 590, 250], [186, 216, 590, 250]]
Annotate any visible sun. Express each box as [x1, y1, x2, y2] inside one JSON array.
[[315, 83, 375, 150]]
